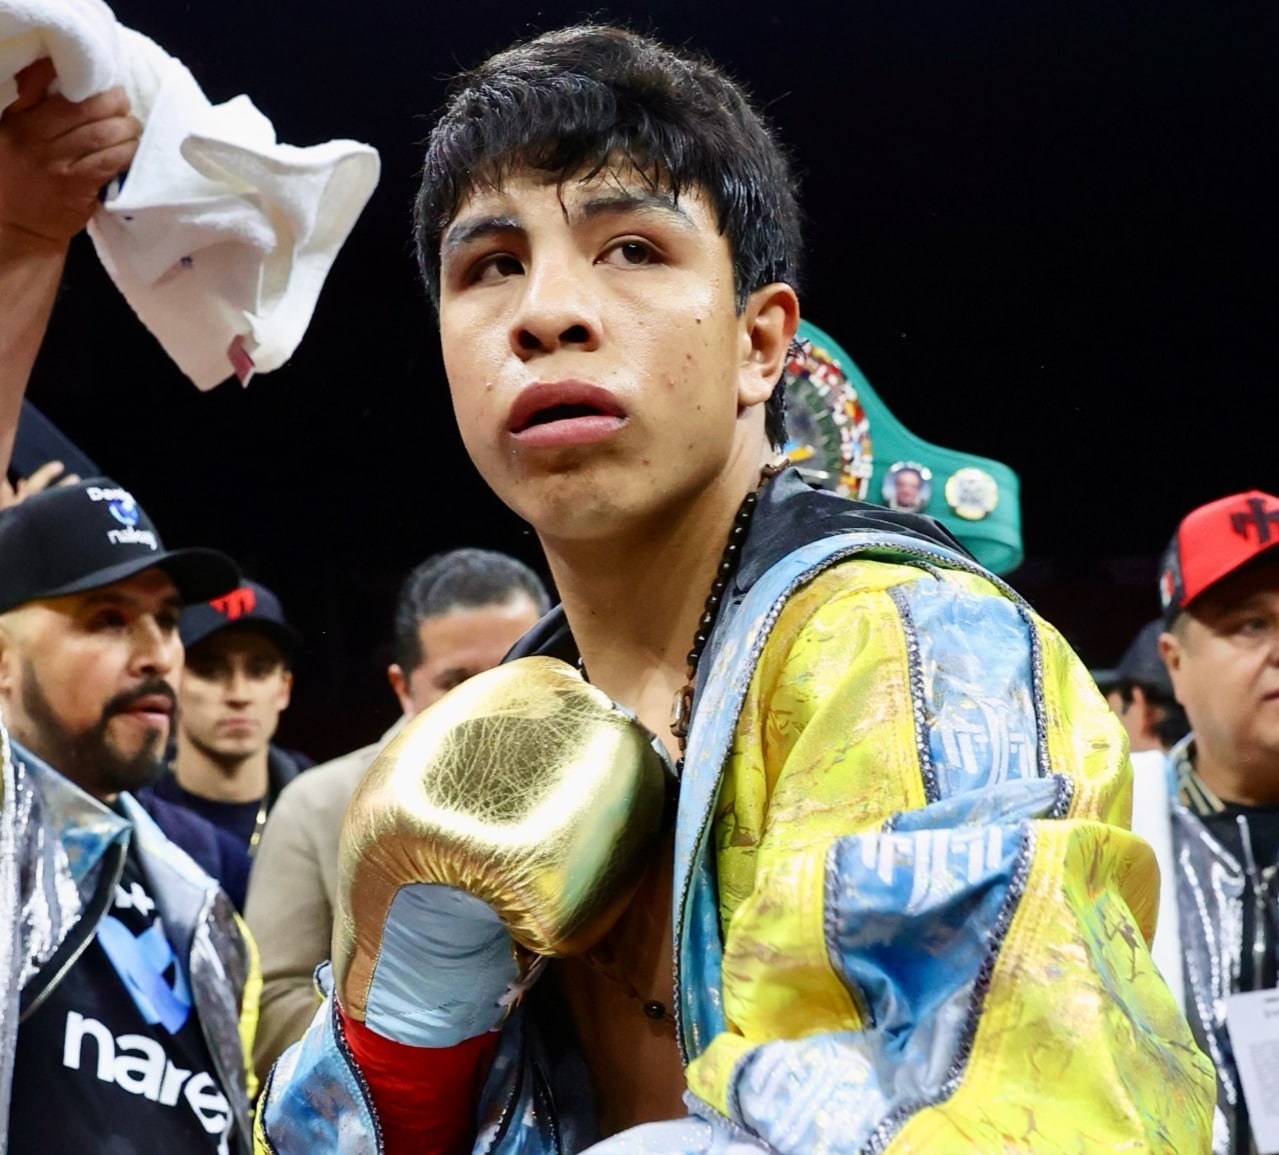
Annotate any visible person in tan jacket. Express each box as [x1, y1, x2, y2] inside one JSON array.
[[243, 549, 548, 1082]]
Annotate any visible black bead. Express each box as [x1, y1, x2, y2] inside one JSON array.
[[642, 1000, 667, 1021], [674, 472, 770, 759]]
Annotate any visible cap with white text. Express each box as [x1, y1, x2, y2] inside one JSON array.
[[0, 478, 239, 614]]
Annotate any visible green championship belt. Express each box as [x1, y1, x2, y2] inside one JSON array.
[[781, 319, 1023, 574]]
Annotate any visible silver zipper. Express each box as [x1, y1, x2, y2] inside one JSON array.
[[1236, 815, 1268, 989], [328, 994, 385, 1154]]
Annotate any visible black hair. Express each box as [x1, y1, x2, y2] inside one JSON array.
[[1115, 680, 1191, 750], [391, 549, 550, 672], [414, 24, 803, 447]]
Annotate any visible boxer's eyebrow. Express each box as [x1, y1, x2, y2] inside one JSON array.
[[574, 190, 695, 230], [443, 188, 696, 257], [441, 214, 523, 257]]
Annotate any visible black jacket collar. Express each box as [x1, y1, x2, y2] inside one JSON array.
[[506, 467, 969, 668]]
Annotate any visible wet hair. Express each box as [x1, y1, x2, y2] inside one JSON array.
[[414, 24, 803, 446], [391, 549, 550, 672]]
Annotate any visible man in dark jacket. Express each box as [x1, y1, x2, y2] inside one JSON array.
[[146, 580, 307, 877]]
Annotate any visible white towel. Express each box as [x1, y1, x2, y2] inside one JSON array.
[[0, 0, 119, 106], [0, 5, 380, 390]]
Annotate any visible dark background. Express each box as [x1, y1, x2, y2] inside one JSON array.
[[22, 0, 1278, 760]]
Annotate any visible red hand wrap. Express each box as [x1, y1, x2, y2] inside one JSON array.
[[339, 1008, 501, 1155]]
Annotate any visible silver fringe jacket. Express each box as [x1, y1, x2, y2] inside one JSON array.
[[0, 710, 255, 1154], [1170, 735, 1278, 1155]]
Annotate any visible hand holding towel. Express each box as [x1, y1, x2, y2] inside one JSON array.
[[0, 3, 381, 389]]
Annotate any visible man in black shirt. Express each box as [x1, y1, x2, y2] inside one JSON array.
[[143, 580, 306, 905], [0, 478, 256, 1154], [1153, 489, 1279, 1155]]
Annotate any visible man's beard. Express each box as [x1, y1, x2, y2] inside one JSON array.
[[20, 661, 175, 798]]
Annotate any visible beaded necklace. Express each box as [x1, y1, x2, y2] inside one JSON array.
[[668, 459, 786, 765], [581, 459, 786, 1026]]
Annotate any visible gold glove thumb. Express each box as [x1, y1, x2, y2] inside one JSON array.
[[333, 655, 671, 1024]]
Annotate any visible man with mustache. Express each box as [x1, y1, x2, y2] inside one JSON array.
[[1128, 491, 1279, 1155], [0, 478, 258, 1154]]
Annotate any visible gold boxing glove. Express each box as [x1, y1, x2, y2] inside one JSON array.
[[333, 655, 670, 1046]]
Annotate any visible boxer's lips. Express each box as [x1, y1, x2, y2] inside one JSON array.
[[507, 382, 627, 440]]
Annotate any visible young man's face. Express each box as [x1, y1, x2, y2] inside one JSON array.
[[436, 167, 792, 542], [0, 568, 182, 798], [1161, 564, 1279, 770], [389, 594, 544, 717], [178, 627, 292, 768]]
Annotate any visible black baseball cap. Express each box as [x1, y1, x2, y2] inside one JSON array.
[[0, 477, 239, 613], [179, 579, 301, 661], [1093, 620, 1173, 698]]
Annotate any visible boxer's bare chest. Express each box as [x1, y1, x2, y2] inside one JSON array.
[[558, 829, 685, 1138]]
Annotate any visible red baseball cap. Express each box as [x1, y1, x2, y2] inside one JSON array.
[[1159, 491, 1279, 618]]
